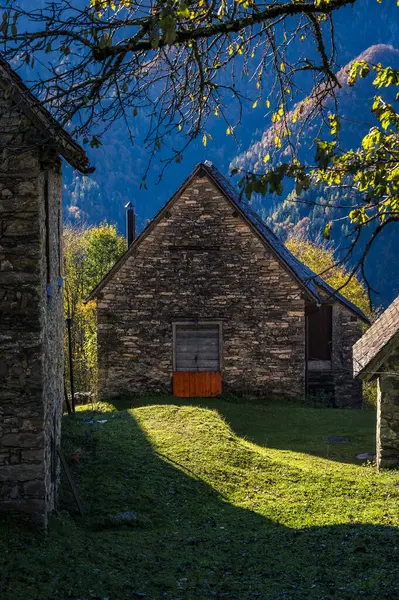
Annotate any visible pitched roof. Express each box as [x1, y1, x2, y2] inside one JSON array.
[[0, 57, 93, 174], [86, 161, 368, 323], [353, 296, 399, 379]]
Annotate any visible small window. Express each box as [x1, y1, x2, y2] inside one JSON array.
[[173, 322, 222, 372], [306, 305, 333, 361]]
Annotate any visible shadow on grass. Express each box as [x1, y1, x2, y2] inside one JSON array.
[[1, 404, 394, 600], [111, 394, 376, 466]]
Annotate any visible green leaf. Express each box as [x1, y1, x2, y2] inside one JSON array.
[[347, 60, 371, 86], [150, 34, 160, 49], [295, 181, 303, 196], [245, 182, 253, 201], [315, 139, 336, 169], [160, 12, 177, 45], [177, 2, 190, 18], [323, 222, 332, 240], [328, 114, 341, 137], [90, 135, 103, 148]]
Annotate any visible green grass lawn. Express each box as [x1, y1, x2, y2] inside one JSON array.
[[1, 397, 399, 600]]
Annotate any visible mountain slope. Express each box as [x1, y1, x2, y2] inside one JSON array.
[[231, 44, 399, 308], [62, 2, 399, 233], [232, 44, 399, 173]]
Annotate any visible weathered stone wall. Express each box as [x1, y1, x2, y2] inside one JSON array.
[[0, 90, 64, 526], [40, 165, 64, 516], [331, 302, 363, 407], [376, 349, 399, 469], [97, 174, 307, 399]]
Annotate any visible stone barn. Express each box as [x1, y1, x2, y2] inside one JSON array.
[[88, 162, 368, 406], [353, 296, 399, 469], [0, 59, 92, 527]]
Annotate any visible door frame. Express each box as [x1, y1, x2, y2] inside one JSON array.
[[172, 320, 223, 372]]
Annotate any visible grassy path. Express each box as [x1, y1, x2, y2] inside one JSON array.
[[1, 398, 399, 599]]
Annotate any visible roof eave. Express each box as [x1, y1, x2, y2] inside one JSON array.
[[0, 58, 94, 174], [353, 329, 399, 380], [58, 140, 95, 174]]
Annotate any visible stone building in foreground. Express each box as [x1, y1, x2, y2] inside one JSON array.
[[0, 58, 92, 527], [88, 162, 368, 406], [353, 296, 399, 469]]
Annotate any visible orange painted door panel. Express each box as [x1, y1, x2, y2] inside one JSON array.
[[173, 372, 222, 397]]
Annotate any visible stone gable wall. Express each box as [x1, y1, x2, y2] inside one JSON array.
[[0, 90, 64, 527], [97, 175, 307, 398]]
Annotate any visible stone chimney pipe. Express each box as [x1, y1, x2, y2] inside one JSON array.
[[125, 202, 136, 247]]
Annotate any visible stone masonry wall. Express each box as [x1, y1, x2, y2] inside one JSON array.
[[331, 302, 363, 408], [0, 89, 64, 526], [40, 165, 64, 517], [97, 174, 307, 399], [376, 348, 399, 469]]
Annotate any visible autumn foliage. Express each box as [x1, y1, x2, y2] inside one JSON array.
[[285, 234, 371, 318], [63, 222, 126, 396]]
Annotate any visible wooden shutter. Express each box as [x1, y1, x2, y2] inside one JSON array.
[[174, 324, 220, 372], [306, 305, 333, 361]]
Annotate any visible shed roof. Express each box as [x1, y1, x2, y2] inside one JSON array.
[[353, 295, 399, 379], [86, 161, 369, 324], [0, 57, 93, 174]]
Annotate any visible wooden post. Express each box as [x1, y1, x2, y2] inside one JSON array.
[[66, 317, 76, 413], [64, 377, 72, 415], [58, 449, 84, 515]]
